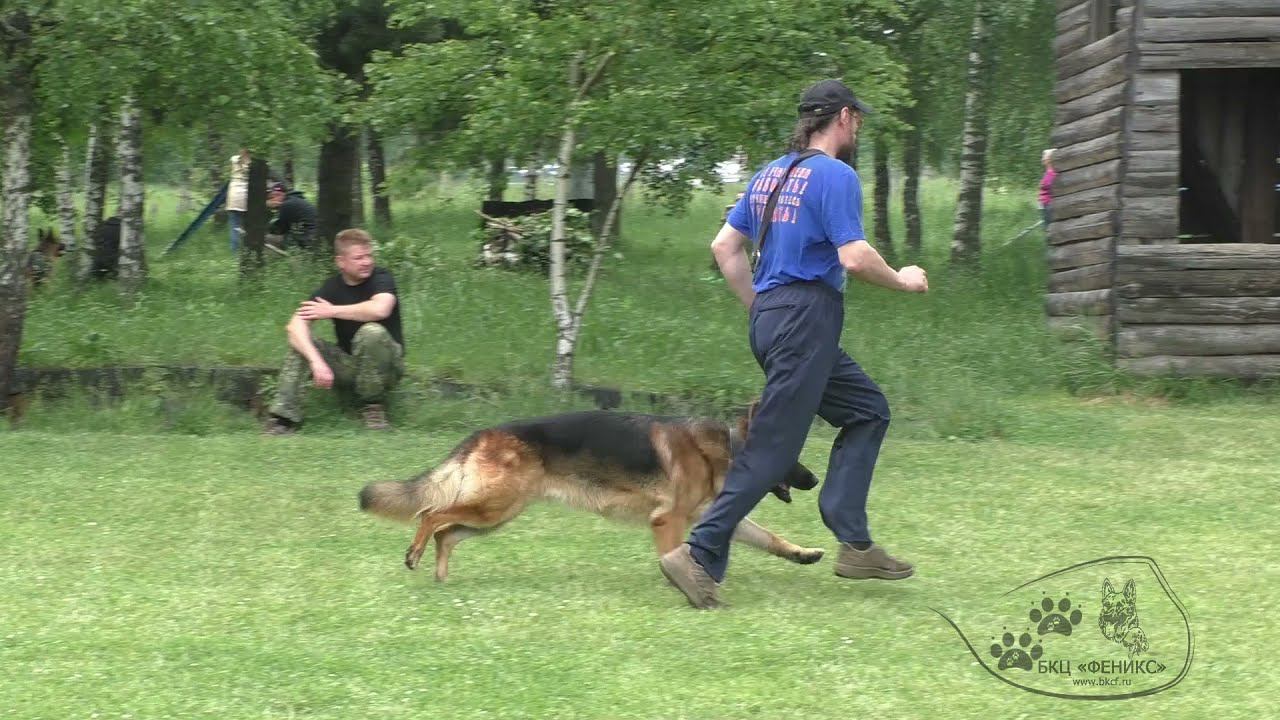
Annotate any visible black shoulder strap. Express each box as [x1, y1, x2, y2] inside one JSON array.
[[751, 148, 823, 270]]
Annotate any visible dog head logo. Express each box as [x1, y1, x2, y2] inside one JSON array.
[[1099, 577, 1150, 658]]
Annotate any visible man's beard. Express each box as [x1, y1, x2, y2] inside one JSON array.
[[835, 132, 857, 165]]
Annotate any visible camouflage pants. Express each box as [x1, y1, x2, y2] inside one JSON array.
[[268, 323, 404, 423]]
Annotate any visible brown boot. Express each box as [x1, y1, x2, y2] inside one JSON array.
[[362, 403, 390, 431], [659, 544, 724, 609], [834, 543, 914, 580]]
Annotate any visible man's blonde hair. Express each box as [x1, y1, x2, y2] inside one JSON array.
[[334, 228, 373, 255]]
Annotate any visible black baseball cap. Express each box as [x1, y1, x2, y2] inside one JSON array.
[[797, 79, 874, 118]]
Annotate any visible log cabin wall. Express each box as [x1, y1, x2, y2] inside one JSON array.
[[1046, 0, 1135, 340], [1111, 0, 1280, 377]]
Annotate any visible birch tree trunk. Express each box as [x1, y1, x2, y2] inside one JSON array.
[[902, 119, 923, 260], [79, 120, 111, 283], [116, 94, 147, 290], [0, 85, 33, 414], [873, 135, 895, 266], [56, 137, 79, 251], [351, 137, 365, 228], [950, 3, 991, 267], [367, 127, 390, 226]]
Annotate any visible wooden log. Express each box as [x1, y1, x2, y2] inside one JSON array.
[[1143, 18, 1280, 43], [1055, 55, 1128, 103], [1058, 32, 1130, 80], [1117, 269, 1280, 297], [1132, 73, 1179, 106], [1047, 288, 1113, 316], [1048, 315, 1113, 341], [1055, 131, 1123, 172], [1054, 159, 1123, 197], [1051, 262, 1112, 292], [1054, 184, 1120, 221], [1130, 131, 1178, 152], [1050, 237, 1115, 270], [1117, 243, 1280, 270], [1121, 196, 1180, 238], [1118, 296, 1280, 324], [1052, 107, 1124, 148], [1058, 0, 1087, 12], [1049, 209, 1117, 245], [1123, 219, 1181, 238], [1141, 41, 1280, 69], [1120, 236, 1180, 246], [1056, 82, 1126, 125], [1118, 354, 1280, 379], [1117, 6, 1134, 30], [1057, 1, 1091, 34], [1127, 150, 1178, 174], [1117, 324, 1280, 357], [1131, 107, 1178, 133], [1055, 24, 1092, 58], [1123, 172, 1180, 198], [1144, 0, 1280, 18]]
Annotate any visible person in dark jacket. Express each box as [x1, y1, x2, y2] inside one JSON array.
[[267, 182, 318, 251]]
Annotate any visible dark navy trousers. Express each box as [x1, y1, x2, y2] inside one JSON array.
[[687, 280, 891, 583]]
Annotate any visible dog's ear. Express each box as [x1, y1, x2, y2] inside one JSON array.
[[1102, 577, 1115, 596], [1123, 578, 1136, 604], [768, 484, 793, 503]]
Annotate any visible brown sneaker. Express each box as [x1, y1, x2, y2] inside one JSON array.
[[262, 416, 297, 436], [659, 544, 723, 609], [362, 404, 390, 431], [834, 543, 914, 580]]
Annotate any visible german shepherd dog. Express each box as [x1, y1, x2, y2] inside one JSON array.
[[358, 410, 824, 580], [1099, 577, 1149, 657], [26, 228, 66, 288]]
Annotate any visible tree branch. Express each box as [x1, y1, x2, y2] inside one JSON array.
[[575, 51, 615, 101], [572, 150, 648, 323]]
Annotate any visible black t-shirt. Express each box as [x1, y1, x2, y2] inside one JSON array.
[[308, 267, 404, 354]]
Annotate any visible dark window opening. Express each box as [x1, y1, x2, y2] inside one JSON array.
[[1179, 69, 1280, 244]]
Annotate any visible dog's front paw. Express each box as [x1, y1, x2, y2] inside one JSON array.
[[791, 547, 824, 565], [404, 546, 423, 570]]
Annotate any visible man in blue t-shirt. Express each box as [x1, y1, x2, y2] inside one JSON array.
[[660, 79, 929, 609]]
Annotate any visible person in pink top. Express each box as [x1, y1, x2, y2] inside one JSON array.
[[1039, 148, 1056, 228]]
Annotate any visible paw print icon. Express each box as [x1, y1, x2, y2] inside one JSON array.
[[1031, 596, 1084, 637]]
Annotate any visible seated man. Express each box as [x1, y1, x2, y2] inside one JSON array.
[[266, 181, 318, 251], [264, 228, 405, 433]]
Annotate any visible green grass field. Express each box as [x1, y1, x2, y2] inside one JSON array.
[[7, 175, 1277, 717], [2, 395, 1274, 719]]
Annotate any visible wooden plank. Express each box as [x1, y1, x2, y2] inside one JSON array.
[[1054, 183, 1120, 221], [1121, 196, 1180, 235], [1117, 324, 1280, 357], [1049, 237, 1115, 270], [1058, 0, 1087, 13], [1121, 237, 1180, 246], [1052, 107, 1124, 148], [1058, 32, 1129, 80], [1117, 269, 1280, 297], [1123, 172, 1179, 198], [1118, 354, 1280, 378], [1051, 262, 1113, 292], [1144, 0, 1280, 18], [1049, 209, 1118, 245], [1117, 243, 1280, 270], [1055, 54, 1128, 103], [1054, 159, 1123, 197], [1132, 73, 1179, 106], [1141, 41, 1280, 69], [1056, 24, 1092, 58], [1056, 131, 1123, 172], [1056, 82, 1126, 125], [1127, 150, 1178, 174], [1118, 297, 1280, 324], [1124, 219, 1182, 238], [1117, 6, 1134, 30], [1048, 288, 1113, 316], [1130, 131, 1179, 152], [1131, 106, 1178, 133], [1143, 18, 1280, 43]]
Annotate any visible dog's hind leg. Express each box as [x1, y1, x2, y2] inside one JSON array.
[[732, 517, 824, 565], [433, 524, 497, 582]]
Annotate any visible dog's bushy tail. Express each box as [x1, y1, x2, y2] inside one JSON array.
[[358, 455, 471, 523]]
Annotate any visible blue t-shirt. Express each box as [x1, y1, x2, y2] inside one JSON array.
[[726, 152, 865, 294]]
